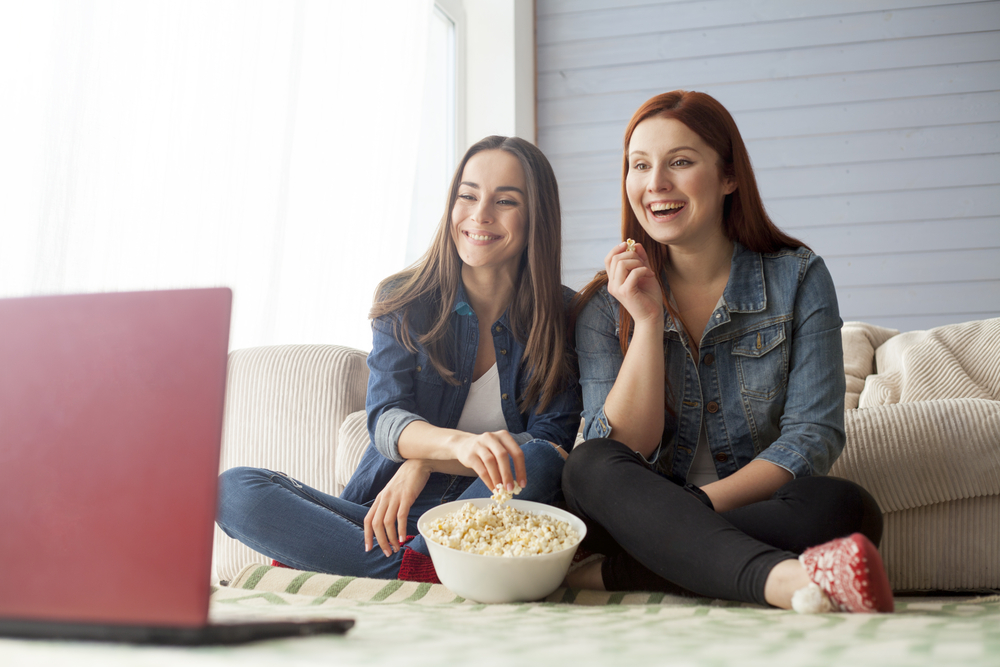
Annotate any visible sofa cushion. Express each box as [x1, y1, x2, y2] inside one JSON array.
[[841, 321, 898, 409], [336, 410, 370, 496]]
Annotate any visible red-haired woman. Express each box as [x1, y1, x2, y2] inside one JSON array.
[[564, 91, 893, 613]]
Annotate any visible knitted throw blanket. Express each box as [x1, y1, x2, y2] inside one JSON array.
[[859, 318, 1000, 407]]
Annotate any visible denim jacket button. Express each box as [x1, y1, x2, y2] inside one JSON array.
[[707, 401, 719, 413], [415, 365, 422, 372], [501, 349, 507, 355], [495, 325, 502, 333], [703, 353, 714, 366], [502, 393, 509, 400], [715, 452, 728, 463]]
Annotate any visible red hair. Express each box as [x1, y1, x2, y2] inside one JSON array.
[[575, 90, 806, 355]]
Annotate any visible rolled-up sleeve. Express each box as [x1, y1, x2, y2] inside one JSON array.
[[755, 256, 846, 477], [365, 316, 427, 463], [521, 374, 582, 450]]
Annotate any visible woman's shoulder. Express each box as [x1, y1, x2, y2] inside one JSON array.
[[575, 281, 619, 329], [757, 245, 831, 282]]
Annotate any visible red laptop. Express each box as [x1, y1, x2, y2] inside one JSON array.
[[0, 288, 352, 644]]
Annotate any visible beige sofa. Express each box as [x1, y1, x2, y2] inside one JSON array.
[[213, 319, 1000, 592]]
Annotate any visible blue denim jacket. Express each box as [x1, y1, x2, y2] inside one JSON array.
[[341, 282, 582, 505], [576, 242, 845, 480]]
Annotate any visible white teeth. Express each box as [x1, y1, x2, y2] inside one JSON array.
[[650, 202, 683, 212], [466, 232, 499, 241]]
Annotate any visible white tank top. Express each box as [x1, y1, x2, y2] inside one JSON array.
[[687, 420, 720, 487], [454, 363, 507, 434]]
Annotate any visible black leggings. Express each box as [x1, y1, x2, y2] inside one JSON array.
[[561, 439, 883, 606]]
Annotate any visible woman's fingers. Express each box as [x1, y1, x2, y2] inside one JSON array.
[[456, 431, 528, 492], [502, 433, 527, 488], [396, 502, 410, 551], [604, 240, 663, 322], [364, 498, 393, 557]]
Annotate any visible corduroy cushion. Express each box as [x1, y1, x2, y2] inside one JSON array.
[[335, 410, 371, 496], [835, 398, 1000, 590], [841, 321, 899, 409], [212, 344, 369, 582], [832, 316, 1000, 591]]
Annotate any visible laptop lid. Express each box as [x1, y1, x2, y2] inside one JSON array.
[[0, 288, 232, 628]]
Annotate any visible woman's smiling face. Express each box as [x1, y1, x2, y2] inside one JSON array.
[[451, 149, 529, 275], [625, 115, 736, 249]]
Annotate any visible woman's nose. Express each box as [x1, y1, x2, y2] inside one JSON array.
[[472, 200, 494, 223], [648, 165, 673, 192]]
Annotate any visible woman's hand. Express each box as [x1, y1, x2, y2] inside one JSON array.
[[364, 459, 432, 557], [605, 241, 663, 325], [597, 241, 667, 456], [452, 430, 527, 494]]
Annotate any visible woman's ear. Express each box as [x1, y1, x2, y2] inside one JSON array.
[[723, 175, 737, 196]]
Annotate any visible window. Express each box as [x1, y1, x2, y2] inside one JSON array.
[[0, 0, 460, 352]]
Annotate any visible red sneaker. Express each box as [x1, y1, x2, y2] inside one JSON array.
[[798, 533, 894, 613]]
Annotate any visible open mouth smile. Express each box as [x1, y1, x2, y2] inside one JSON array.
[[649, 202, 685, 219]]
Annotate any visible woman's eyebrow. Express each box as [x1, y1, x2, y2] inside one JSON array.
[[460, 181, 524, 195], [629, 146, 701, 158]]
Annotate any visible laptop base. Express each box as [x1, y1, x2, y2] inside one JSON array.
[[0, 617, 354, 645]]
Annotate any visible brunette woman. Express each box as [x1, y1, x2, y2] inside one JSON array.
[[218, 136, 580, 580], [564, 91, 892, 613]]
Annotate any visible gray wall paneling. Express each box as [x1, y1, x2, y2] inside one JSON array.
[[537, 0, 1000, 330]]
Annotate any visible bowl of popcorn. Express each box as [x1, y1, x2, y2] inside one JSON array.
[[418, 488, 586, 604]]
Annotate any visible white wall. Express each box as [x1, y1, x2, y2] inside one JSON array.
[[537, 0, 1000, 331]]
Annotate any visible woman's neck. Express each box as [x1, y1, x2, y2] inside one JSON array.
[[664, 232, 733, 289], [461, 264, 518, 325]]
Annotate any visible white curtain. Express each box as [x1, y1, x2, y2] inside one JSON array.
[[0, 0, 434, 352]]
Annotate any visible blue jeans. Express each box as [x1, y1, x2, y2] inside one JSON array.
[[216, 439, 567, 579]]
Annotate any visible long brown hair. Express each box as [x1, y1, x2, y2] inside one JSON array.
[[370, 135, 569, 413], [576, 90, 807, 354]]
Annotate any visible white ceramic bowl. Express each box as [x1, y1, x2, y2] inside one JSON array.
[[418, 498, 587, 604]]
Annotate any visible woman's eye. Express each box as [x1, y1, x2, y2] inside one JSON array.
[[632, 163, 649, 171], [459, 193, 476, 201], [498, 199, 519, 206], [671, 159, 692, 167]]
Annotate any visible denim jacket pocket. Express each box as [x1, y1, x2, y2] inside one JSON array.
[[731, 322, 788, 400], [413, 351, 446, 386]]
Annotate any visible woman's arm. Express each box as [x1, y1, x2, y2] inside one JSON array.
[[705, 254, 846, 511], [753, 254, 846, 478], [366, 314, 529, 490], [397, 421, 527, 491], [577, 243, 666, 458], [700, 460, 792, 513], [364, 314, 430, 463]]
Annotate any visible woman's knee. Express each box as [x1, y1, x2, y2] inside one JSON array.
[[216, 466, 271, 530], [781, 475, 884, 547], [561, 438, 635, 499], [518, 440, 567, 501]]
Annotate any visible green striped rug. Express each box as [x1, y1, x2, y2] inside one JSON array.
[[227, 562, 716, 606], [203, 567, 1000, 667]]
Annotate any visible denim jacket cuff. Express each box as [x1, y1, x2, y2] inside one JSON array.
[[585, 406, 614, 440], [511, 431, 534, 446], [755, 446, 811, 479], [374, 407, 427, 463]]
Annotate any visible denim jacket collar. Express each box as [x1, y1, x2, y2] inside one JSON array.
[[723, 241, 767, 314], [663, 241, 765, 335], [452, 280, 475, 317], [452, 278, 514, 333]]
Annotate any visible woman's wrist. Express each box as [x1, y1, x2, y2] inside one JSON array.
[[631, 312, 665, 333]]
